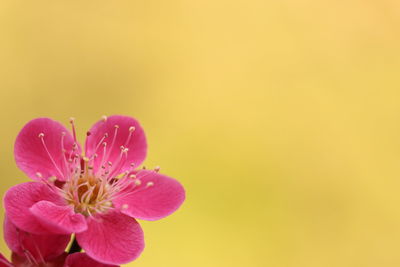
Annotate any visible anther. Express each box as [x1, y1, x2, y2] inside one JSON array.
[[121, 204, 129, 210], [102, 115, 107, 122], [135, 179, 142, 186], [129, 126, 135, 132], [36, 172, 43, 178], [48, 176, 57, 183], [154, 166, 161, 172], [38, 133, 44, 138], [129, 174, 136, 179], [146, 181, 154, 187], [114, 125, 119, 129], [69, 117, 75, 123]]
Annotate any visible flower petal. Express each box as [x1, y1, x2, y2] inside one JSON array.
[[14, 118, 80, 182], [113, 170, 185, 220], [85, 115, 147, 175], [30, 201, 87, 234], [4, 182, 67, 234], [76, 211, 144, 265], [64, 253, 118, 267], [4, 216, 70, 263]]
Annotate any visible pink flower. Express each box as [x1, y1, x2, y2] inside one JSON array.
[[4, 116, 185, 265], [1, 216, 117, 267]]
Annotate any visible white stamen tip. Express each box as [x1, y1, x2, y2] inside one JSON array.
[[114, 125, 119, 129], [129, 174, 136, 179], [154, 166, 160, 172], [36, 172, 43, 178], [69, 117, 75, 123], [102, 115, 107, 122], [146, 181, 154, 187], [121, 204, 129, 209], [129, 126, 135, 132], [38, 133, 45, 138], [48, 176, 57, 183], [135, 179, 142, 186]]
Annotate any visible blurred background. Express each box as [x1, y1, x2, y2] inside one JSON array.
[[1, 0, 400, 266]]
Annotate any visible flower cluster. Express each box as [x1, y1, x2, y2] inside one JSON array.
[[1, 116, 185, 266]]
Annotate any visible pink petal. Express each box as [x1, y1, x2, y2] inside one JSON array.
[[85, 115, 147, 175], [76, 211, 144, 265], [113, 170, 185, 220], [4, 182, 67, 234], [4, 216, 70, 263], [64, 253, 118, 267], [14, 118, 80, 182], [30, 201, 87, 234]]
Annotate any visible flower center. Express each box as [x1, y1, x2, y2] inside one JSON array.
[[63, 173, 112, 216]]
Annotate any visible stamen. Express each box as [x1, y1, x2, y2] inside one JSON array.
[[124, 126, 135, 147], [29, 232, 45, 264], [38, 133, 64, 179], [69, 117, 77, 143], [16, 230, 40, 266], [96, 142, 108, 176], [105, 125, 119, 162], [102, 115, 107, 122], [84, 131, 91, 156], [92, 133, 108, 159], [60, 132, 69, 176], [0, 259, 12, 267]]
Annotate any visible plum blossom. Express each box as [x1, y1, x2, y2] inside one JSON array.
[[4, 115, 185, 265], [1, 216, 116, 267]]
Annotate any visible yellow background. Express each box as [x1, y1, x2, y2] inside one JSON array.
[[1, 1, 400, 266]]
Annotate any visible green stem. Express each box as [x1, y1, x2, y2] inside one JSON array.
[[68, 236, 82, 254]]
